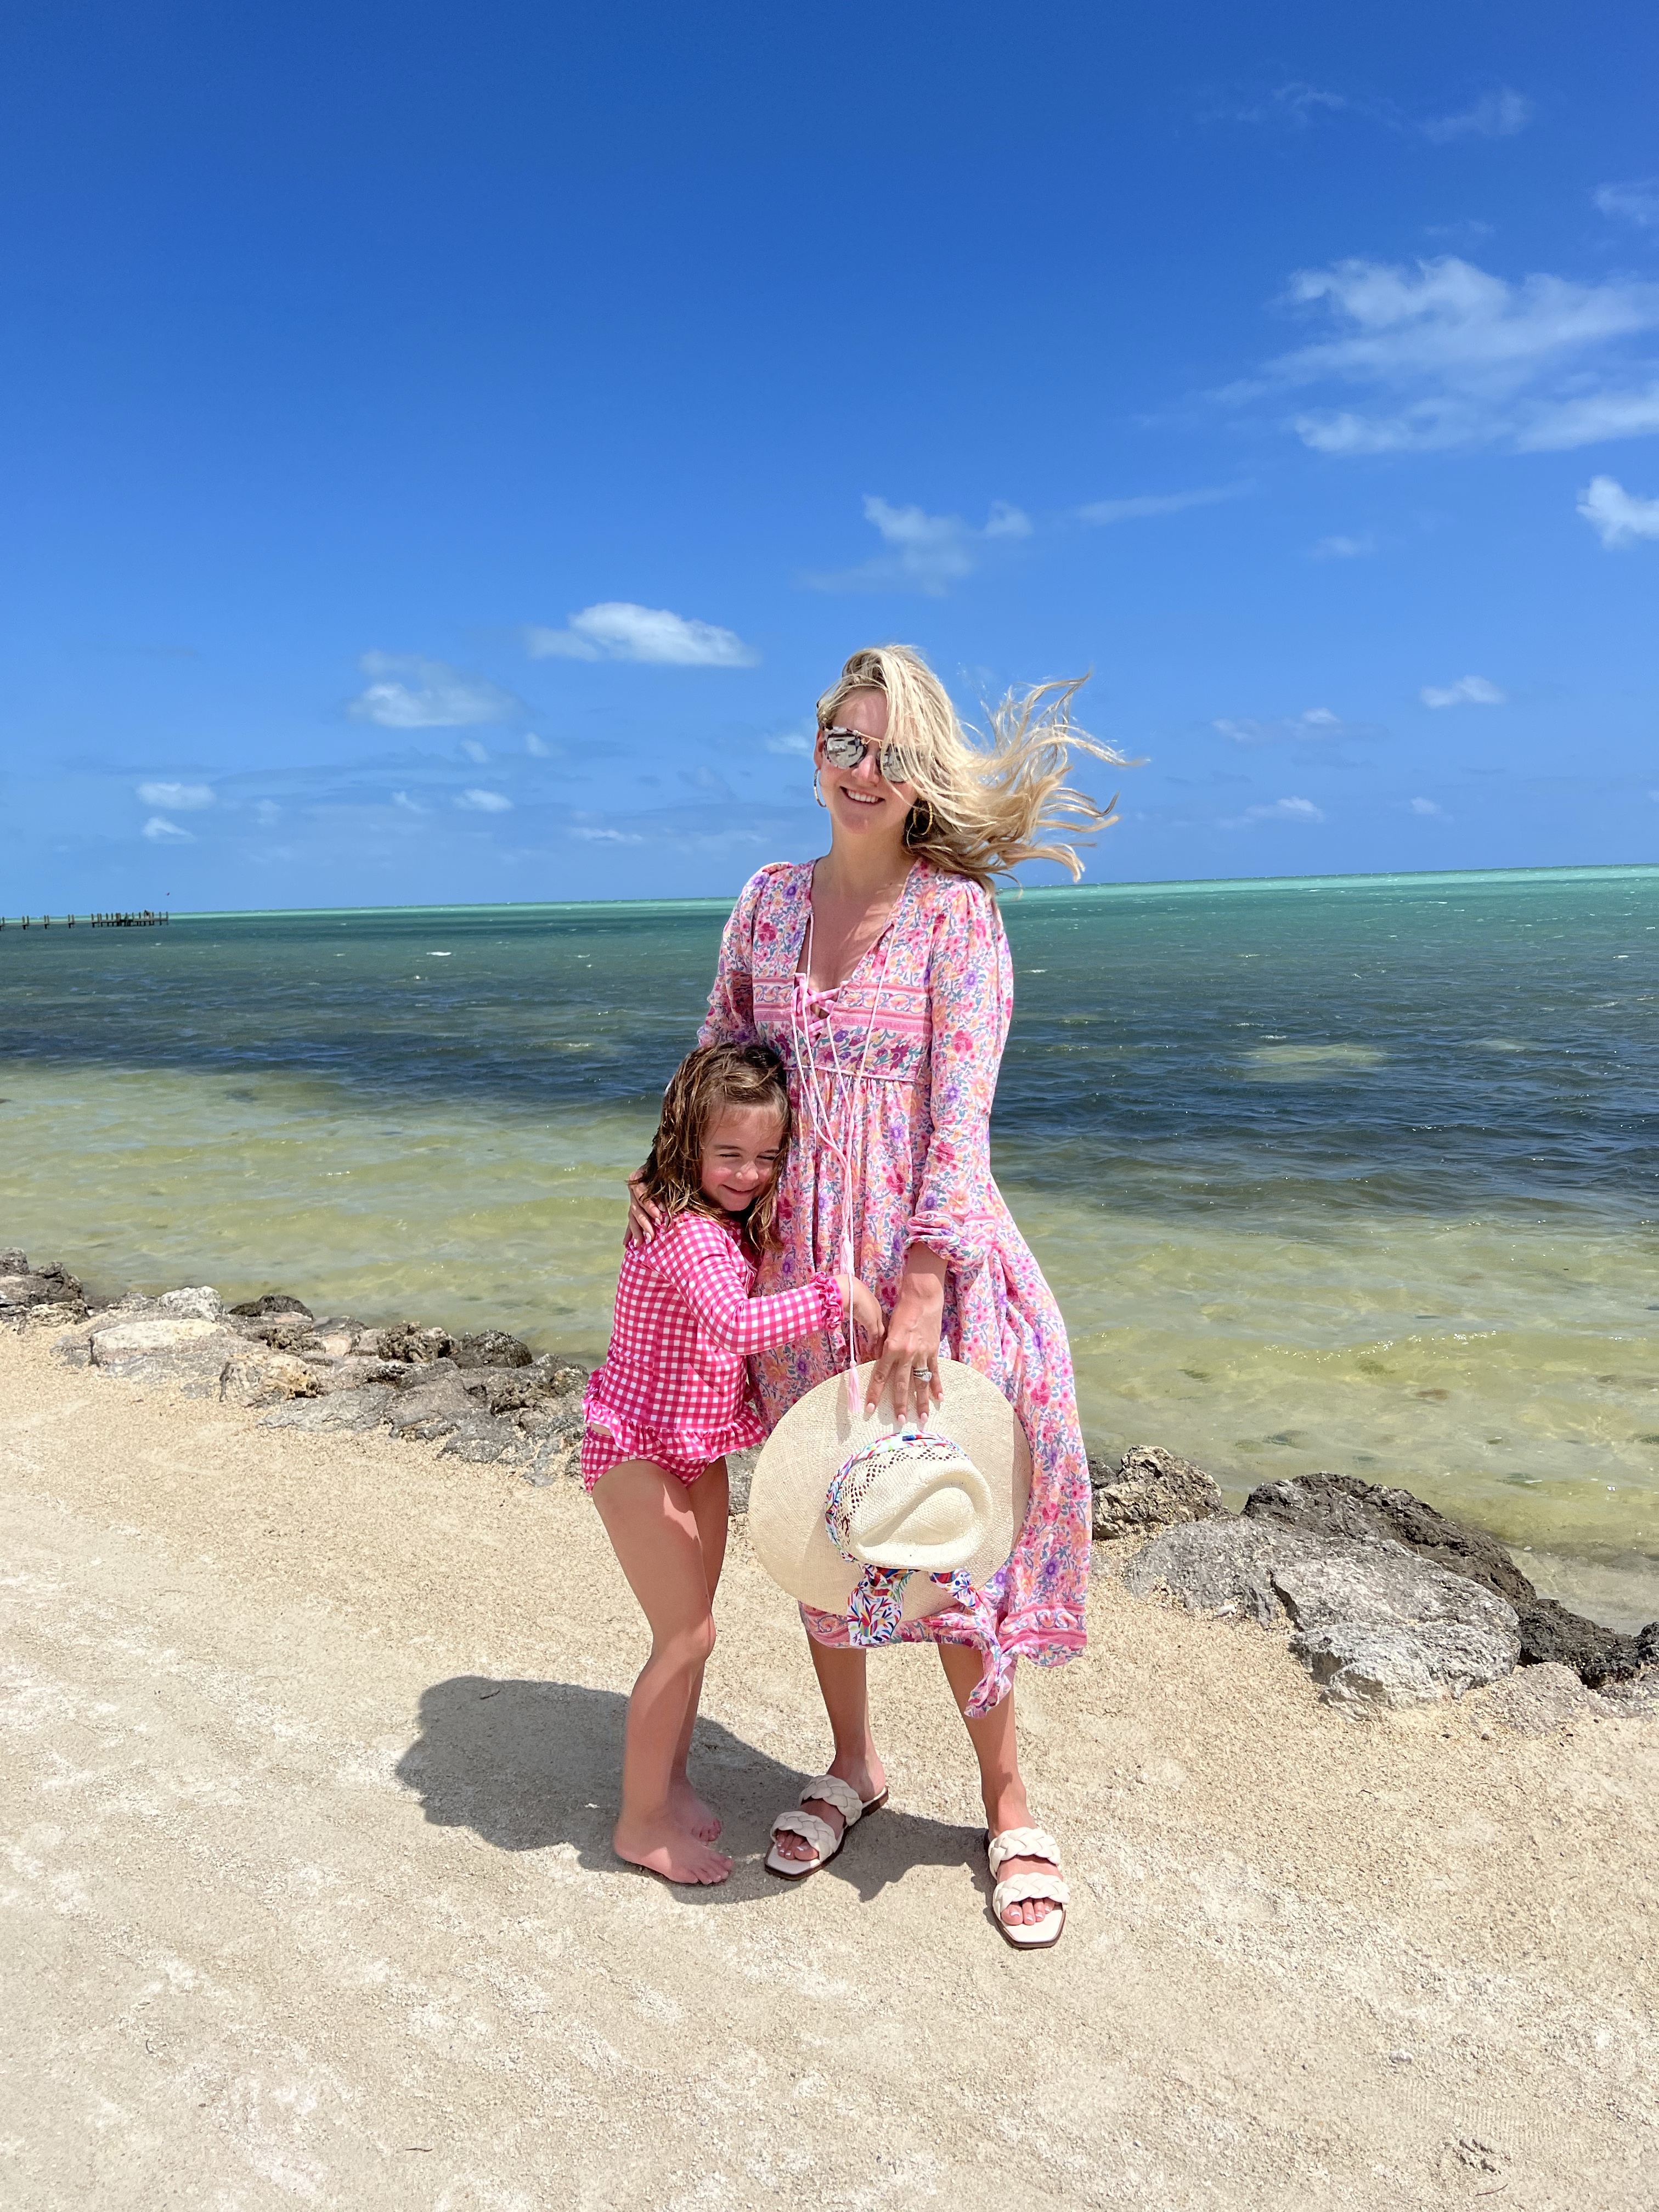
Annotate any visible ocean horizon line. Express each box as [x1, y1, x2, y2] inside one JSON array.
[[168, 858, 1659, 924]]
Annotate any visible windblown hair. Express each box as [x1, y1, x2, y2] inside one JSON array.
[[816, 644, 1132, 888], [638, 1042, 792, 1249]]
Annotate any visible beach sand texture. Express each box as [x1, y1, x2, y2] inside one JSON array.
[[2, 1328, 1655, 2210]]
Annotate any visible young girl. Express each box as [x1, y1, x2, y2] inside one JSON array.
[[582, 1041, 884, 1885]]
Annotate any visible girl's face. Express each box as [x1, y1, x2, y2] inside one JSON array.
[[699, 1102, 786, 1215]]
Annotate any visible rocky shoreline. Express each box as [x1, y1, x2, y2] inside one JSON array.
[[5, 1242, 1656, 1729]]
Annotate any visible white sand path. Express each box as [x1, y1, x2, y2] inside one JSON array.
[[1, 1329, 1655, 2209]]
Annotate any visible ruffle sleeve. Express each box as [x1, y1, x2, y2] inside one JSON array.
[[905, 879, 1009, 1280]]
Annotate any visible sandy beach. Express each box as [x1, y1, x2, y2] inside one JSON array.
[[3, 1324, 1656, 2209]]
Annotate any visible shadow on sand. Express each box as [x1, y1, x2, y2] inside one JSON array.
[[397, 1674, 994, 1909]]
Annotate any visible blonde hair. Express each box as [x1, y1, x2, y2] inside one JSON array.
[[815, 644, 1131, 888], [639, 1042, 792, 1248]]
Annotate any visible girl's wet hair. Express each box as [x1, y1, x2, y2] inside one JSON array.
[[639, 1042, 792, 1245]]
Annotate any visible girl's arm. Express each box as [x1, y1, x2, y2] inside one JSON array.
[[651, 1217, 848, 1355]]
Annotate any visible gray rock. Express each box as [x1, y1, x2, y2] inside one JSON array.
[[1, 1258, 88, 1322], [219, 1350, 321, 1408], [259, 1385, 393, 1433], [230, 1293, 314, 1318], [1122, 1516, 1322, 1627], [89, 1316, 236, 1397], [157, 1286, 225, 1322], [450, 1329, 533, 1369], [385, 1372, 475, 1440], [437, 1414, 525, 1464], [1289, 1622, 1517, 1711], [529, 1354, 589, 1400], [1091, 1445, 1223, 1541], [230, 1314, 324, 1354], [0, 1248, 27, 1274], [307, 1355, 408, 1393], [1245, 1473, 1654, 1685], [376, 1322, 453, 1364], [1270, 1540, 1520, 1644]]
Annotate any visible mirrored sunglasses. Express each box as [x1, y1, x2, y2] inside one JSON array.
[[820, 725, 918, 785]]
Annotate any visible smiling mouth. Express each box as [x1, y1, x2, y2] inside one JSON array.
[[839, 787, 885, 806]]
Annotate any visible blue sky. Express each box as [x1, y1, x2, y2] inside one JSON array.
[[4, 0, 1657, 911]]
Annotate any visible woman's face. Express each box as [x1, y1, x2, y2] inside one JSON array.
[[814, 689, 917, 853]]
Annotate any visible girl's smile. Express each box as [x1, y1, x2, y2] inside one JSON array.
[[700, 1103, 786, 1215]]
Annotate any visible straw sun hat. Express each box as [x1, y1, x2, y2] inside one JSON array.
[[747, 1359, 1032, 1628]]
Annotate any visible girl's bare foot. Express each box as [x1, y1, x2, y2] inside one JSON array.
[[614, 1815, 733, 1885], [668, 1778, 723, 1842]]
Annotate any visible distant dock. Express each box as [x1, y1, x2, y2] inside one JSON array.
[[0, 911, 171, 929]]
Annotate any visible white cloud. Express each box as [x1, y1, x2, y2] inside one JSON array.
[[350, 652, 520, 728], [1214, 707, 1351, 744], [1310, 532, 1376, 559], [1235, 256, 1659, 456], [1077, 483, 1250, 526], [137, 780, 214, 809], [571, 825, 645, 844], [253, 799, 281, 824], [141, 815, 193, 843], [764, 727, 815, 757], [805, 494, 1031, 596], [456, 788, 512, 812], [525, 602, 758, 666], [1577, 473, 1659, 548], [461, 739, 489, 763], [392, 791, 430, 814], [1223, 795, 1327, 827], [1421, 87, 1533, 143], [1596, 179, 1659, 230], [524, 733, 551, 756], [1410, 797, 1444, 815], [1420, 675, 1506, 708]]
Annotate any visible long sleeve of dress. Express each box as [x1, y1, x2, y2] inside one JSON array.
[[651, 1217, 844, 1353], [698, 868, 771, 1047], [906, 882, 1008, 1279]]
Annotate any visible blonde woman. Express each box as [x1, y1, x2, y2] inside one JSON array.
[[637, 644, 1122, 1945]]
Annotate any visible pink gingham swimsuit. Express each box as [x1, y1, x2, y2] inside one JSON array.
[[580, 1209, 845, 1493]]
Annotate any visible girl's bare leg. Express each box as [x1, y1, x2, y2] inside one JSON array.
[[667, 1458, 729, 1842], [935, 1642, 1048, 1928], [591, 1458, 733, 1884], [769, 1633, 889, 1864]]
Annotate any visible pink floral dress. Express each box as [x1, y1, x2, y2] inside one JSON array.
[[698, 858, 1090, 1715]]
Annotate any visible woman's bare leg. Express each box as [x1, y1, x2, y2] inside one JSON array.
[[769, 1633, 889, 1864], [936, 1642, 1050, 1927], [667, 1458, 729, 1842], [591, 1458, 733, 1884]]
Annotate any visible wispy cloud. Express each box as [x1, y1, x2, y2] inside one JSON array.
[[1578, 474, 1659, 548], [1596, 180, 1659, 230], [137, 780, 214, 809], [1076, 483, 1250, 526], [804, 494, 1031, 596], [764, 726, 815, 758], [461, 739, 489, 763], [456, 788, 513, 812], [1214, 707, 1353, 744], [1231, 256, 1659, 456], [524, 602, 758, 666], [392, 791, 430, 814], [1421, 88, 1533, 144], [350, 652, 521, 729], [141, 815, 193, 843], [1310, 532, 1376, 560], [1421, 675, 1505, 708], [1222, 795, 1326, 827], [571, 825, 645, 845], [524, 733, 551, 756], [1410, 797, 1445, 815]]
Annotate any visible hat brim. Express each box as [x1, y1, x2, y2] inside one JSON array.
[[747, 1361, 1032, 1620]]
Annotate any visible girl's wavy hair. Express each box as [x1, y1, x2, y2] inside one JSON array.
[[639, 1042, 793, 1248], [816, 644, 1134, 889]]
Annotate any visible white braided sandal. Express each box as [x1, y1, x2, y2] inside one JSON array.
[[986, 1826, 1069, 1950], [765, 1774, 889, 1879]]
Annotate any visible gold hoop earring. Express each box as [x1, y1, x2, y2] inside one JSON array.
[[812, 770, 827, 809]]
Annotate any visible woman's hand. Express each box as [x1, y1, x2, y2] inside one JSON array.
[[846, 1277, 887, 1360], [864, 1245, 946, 1425], [625, 1169, 663, 1249]]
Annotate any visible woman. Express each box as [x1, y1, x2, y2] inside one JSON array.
[[640, 644, 1121, 1943]]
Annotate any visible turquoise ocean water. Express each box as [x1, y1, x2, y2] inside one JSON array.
[[2, 865, 1655, 1624]]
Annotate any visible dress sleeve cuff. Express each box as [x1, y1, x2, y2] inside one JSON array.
[[905, 1216, 988, 1278], [809, 1271, 847, 1342]]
